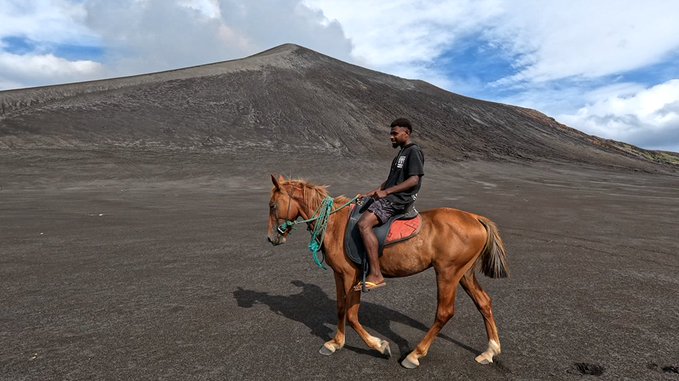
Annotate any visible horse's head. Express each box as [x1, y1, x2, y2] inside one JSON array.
[[267, 174, 303, 245]]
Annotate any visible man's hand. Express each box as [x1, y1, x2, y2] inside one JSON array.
[[364, 190, 376, 198], [372, 190, 388, 199], [361, 189, 387, 200]]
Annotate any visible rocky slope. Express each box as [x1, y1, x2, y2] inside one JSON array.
[[1, 44, 677, 171]]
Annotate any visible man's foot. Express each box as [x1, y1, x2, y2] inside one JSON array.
[[353, 280, 386, 292]]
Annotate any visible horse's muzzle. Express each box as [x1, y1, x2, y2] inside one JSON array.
[[267, 234, 286, 245]]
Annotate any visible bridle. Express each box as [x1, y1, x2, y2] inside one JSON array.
[[273, 189, 296, 236]]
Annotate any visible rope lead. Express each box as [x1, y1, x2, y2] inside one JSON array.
[[308, 197, 334, 269]]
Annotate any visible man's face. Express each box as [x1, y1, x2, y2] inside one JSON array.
[[390, 126, 410, 148]]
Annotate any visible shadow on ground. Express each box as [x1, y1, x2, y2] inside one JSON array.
[[233, 280, 480, 359]]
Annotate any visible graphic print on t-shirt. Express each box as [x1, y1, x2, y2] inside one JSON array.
[[397, 155, 406, 168]]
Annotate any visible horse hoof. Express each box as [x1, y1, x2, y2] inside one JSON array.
[[379, 340, 391, 358], [401, 353, 420, 369], [319, 342, 340, 356], [475, 353, 493, 364], [475, 340, 500, 364]]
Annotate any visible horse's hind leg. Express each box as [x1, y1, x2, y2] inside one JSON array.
[[402, 269, 460, 369], [460, 270, 501, 364]]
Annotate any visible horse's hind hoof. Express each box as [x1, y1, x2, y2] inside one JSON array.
[[379, 340, 391, 358], [319, 342, 340, 356], [401, 353, 420, 369]]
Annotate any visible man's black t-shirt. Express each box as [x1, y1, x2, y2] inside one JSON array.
[[384, 143, 424, 207]]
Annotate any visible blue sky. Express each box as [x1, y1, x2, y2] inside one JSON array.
[[1, 0, 678, 152]]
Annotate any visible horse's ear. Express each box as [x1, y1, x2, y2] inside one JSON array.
[[271, 174, 281, 190]]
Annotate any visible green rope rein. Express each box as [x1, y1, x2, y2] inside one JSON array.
[[307, 197, 334, 269], [278, 195, 359, 270]]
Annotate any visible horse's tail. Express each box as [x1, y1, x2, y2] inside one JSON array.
[[476, 216, 509, 278]]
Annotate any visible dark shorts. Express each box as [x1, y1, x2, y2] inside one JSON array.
[[367, 198, 405, 224]]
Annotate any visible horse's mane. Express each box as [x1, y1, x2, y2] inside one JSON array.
[[280, 179, 349, 212]]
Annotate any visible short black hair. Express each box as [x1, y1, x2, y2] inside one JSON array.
[[390, 118, 412, 132]]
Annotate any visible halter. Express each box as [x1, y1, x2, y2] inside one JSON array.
[[274, 191, 295, 235]]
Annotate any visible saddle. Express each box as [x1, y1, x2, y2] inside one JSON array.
[[344, 198, 421, 269]]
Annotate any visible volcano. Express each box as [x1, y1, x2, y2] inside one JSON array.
[[1, 43, 677, 172]]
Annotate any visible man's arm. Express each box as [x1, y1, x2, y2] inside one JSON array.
[[368, 175, 420, 200]]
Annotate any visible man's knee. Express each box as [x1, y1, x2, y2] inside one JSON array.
[[358, 213, 378, 232]]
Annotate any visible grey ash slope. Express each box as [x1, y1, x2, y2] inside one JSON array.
[[1, 43, 677, 170]]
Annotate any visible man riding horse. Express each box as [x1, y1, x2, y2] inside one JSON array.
[[357, 118, 424, 291], [267, 117, 508, 368]]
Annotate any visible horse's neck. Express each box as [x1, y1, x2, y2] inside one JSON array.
[[298, 197, 320, 221], [295, 185, 349, 238]]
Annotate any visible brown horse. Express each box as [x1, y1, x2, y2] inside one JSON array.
[[266, 175, 509, 368]]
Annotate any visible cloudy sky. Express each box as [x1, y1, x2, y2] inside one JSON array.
[[2, 1, 678, 152]]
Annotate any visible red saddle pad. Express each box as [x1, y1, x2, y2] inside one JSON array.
[[385, 215, 422, 245]]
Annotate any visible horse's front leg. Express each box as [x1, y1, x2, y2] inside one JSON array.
[[345, 279, 392, 358], [319, 272, 348, 355]]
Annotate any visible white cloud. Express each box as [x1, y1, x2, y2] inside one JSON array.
[[0, 0, 102, 89], [303, 0, 503, 86], [1, 0, 352, 87], [0, 0, 98, 46], [82, 0, 228, 75], [558, 80, 679, 151], [300, 1, 676, 87], [214, 0, 351, 61], [488, 1, 679, 85], [178, 0, 221, 19], [0, 52, 102, 89], [79, 0, 351, 78]]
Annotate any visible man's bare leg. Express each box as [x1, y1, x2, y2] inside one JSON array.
[[357, 212, 385, 286]]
